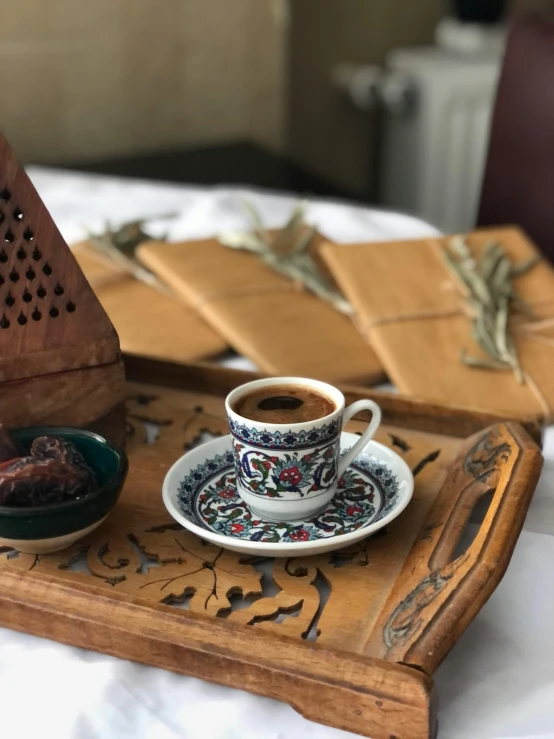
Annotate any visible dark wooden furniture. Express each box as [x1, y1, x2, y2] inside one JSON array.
[[477, 14, 554, 263]]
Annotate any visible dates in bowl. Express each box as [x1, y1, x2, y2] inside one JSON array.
[[0, 426, 128, 554], [0, 430, 98, 507]]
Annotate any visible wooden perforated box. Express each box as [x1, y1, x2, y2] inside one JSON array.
[[0, 135, 125, 443]]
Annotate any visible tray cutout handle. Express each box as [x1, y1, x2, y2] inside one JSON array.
[[373, 422, 542, 673], [428, 489, 495, 572]]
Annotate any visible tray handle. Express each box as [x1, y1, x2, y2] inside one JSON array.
[[373, 421, 542, 673]]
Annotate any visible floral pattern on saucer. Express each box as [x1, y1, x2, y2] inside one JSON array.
[[177, 450, 400, 543]]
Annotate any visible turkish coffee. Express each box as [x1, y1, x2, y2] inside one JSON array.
[[233, 383, 336, 424]]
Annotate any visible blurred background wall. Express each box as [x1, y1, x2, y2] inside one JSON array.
[[1, 0, 553, 222], [0, 0, 287, 164]]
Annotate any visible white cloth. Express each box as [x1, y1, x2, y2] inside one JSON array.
[[1, 168, 552, 739]]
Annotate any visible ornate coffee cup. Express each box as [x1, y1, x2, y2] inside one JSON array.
[[226, 377, 381, 521]]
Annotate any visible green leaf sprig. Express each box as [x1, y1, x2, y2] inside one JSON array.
[[86, 217, 176, 298], [218, 201, 353, 315], [442, 236, 539, 383]]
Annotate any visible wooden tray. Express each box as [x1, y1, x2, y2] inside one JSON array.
[[0, 357, 543, 739]]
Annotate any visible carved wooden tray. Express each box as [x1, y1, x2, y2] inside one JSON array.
[[0, 357, 543, 739]]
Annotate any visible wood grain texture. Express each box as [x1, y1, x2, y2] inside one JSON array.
[[320, 227, 554, 420], [0, 362, 126, 446], [0, 134, 126, 444], [0, 359, 542, 739], [0, 134, 120, 382], [364, 421, 543, 672], [0, 567, 436, 739], [72, 243, 228, 362]]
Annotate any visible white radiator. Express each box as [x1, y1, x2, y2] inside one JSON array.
[[333, 20, 505, 233], [380, 43, 502, 233]]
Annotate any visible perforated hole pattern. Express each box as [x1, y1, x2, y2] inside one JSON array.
[[0, 186, 77, 329]]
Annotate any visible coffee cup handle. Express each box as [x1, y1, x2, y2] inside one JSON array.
[[338, 400, 382, 478]]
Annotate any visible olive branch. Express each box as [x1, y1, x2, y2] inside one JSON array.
[[218, 201, 353, 315], [442, 236, 539, 383]]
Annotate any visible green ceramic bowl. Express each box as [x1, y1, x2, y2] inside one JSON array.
[[0, 427, 128, 554]]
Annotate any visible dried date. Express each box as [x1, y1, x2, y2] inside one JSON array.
[[31, 436, 97, 489], [0, 434, 98, 507]]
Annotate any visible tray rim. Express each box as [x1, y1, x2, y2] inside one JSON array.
[[0, 564, 437, 738], [0, 354, 544, 739], [123, 353, 543, 445]]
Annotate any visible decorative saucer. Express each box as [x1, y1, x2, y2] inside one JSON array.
[[162, 432, 414, 557]]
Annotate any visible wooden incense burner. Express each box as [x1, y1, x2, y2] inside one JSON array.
[[0, 134, 125, 444]]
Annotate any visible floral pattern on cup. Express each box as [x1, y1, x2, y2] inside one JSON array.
[[232, 440, 338, 499], [228, 417, 341, 450], [177, 450, 400, 543]]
